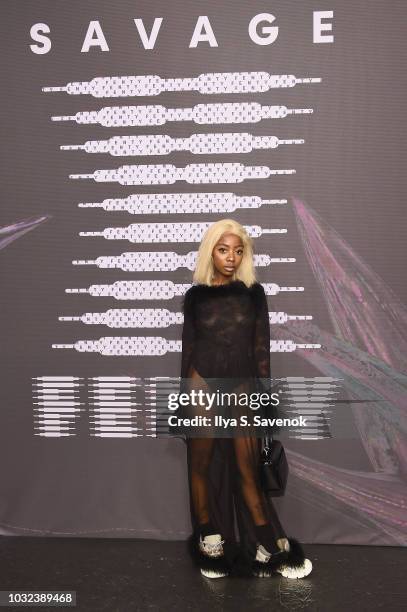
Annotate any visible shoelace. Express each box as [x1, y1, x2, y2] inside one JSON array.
[[256, 543, 286, 563], [200, 536, 225, 555]]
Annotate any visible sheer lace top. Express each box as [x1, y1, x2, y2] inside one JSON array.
[[180, 280, 271, 389]]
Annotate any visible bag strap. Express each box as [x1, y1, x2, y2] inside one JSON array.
[[262, 429, 273, 451], [261, 377, 280, 450]]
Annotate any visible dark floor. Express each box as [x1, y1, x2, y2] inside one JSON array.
[[0, 537, 405, 611]]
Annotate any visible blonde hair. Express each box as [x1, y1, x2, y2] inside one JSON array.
[[192, 219, 257, 287]]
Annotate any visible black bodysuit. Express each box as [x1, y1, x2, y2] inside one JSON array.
[[181, 279, 271, 384], [178, 279, 287, 565]]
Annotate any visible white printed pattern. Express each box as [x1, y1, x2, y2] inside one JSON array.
[[43, 71, 321, 98], [282, 379, 338, 440], [32, 376, 83, 438], [44, 69, 321, 364], [78, 193, 286, 215], [66, 280, 189, 299], [65, 281, 304, 300], [61, 309, 183, 328], [63, 133, 303, 156], [52, 337, 320, 355], [32, 376, 334, 439], [32, 376, 147, 438], [79, 222, 286, 243], [72, 252, 296, 271], [53, 102, 312, 126], [70, 162, 295, 185], [88, 377, 143, 438], [59, 308, 311, 328]]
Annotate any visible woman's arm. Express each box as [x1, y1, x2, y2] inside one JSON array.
[[180, 287, 196, 383], [252, 283, 271, 392]]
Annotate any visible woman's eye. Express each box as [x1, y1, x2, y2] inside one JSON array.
[[217, 248, 243, 254]]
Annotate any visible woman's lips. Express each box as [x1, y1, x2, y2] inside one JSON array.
[[224, 266, 235, 271]]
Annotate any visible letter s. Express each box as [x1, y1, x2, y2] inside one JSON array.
[[30, 23, 51, 54]]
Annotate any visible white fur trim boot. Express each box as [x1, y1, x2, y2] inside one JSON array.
[[253, 538, 313, 579], [187, 531, 229, 578]]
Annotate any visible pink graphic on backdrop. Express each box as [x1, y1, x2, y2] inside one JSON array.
[[0, 216, 50, 251], [271, 198, 407, 544], [292, 197, 407, 371]]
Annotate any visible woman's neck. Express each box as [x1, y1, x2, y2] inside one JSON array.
[[211, 279, 234, 286], [211, 273, 238, 286]]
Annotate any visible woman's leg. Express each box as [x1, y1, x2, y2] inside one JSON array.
[[186, 436, 232, 577], [184, 367, 220, 531], [233, 435, 286, 553], [232, 435, 313, 578], [187, 437, 216, 528], [233, 436, 267, 526]]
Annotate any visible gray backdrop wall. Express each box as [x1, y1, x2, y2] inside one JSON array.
[[0, 1, 406, 545]]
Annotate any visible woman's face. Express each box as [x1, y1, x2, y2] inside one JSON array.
[[211, 232, 244, 282]]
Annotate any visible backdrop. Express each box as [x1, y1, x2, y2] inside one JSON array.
[[0, 1, 406, 546]]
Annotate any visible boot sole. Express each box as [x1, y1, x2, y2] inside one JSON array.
[[200, 568, 229, 578], [276, 558, 313, 579]]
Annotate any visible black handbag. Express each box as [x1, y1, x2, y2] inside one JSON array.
[[259, 435, 289, 497]]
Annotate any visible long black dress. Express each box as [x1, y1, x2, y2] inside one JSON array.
[[178, 279, 288, 573]]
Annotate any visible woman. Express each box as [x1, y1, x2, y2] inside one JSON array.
[[177, 218, 312, 580]]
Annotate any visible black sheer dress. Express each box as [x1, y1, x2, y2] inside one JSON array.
[[178, 279, 288, 573]]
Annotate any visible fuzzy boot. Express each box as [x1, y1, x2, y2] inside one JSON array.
[[252, 537, 313, 579], [187, 530, 230, 578], [275, 539, 313, 579]]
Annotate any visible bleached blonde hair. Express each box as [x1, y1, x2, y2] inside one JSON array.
[[192, 219, 257, 287]]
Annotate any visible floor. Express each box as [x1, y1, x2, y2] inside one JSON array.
[[0, 537, 405, 611]]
